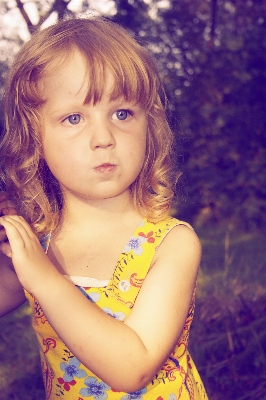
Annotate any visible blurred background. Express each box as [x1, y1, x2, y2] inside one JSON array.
[[0, 0, 266, 399]]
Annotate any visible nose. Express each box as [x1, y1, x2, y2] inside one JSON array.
[[89, 119, 116, 150]]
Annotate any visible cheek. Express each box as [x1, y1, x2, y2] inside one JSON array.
[[42, 136, 78, 165], [132, 128, 147, 155], [139, 134, 147, 161], [128, 136, 146, 157], [128, 136, 147, 175], [42, 143, 72, 179]]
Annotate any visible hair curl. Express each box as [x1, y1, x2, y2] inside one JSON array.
[[0, 17, 178, 236]]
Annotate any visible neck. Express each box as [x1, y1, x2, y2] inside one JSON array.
[[57, 189, 142, 231]]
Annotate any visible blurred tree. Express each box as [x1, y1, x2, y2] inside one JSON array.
[[112, 0, 149, 29], [152, 0, 266, 231], [0, 0, 265, 231], [7, 0, 73, 34]]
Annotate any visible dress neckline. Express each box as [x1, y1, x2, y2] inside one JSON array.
[[63, 275, 110, 288], [41, 218, 146, 288]]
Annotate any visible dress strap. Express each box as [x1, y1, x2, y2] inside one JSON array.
[[39, 233, 51, 254], [106, 217, 191, 308]]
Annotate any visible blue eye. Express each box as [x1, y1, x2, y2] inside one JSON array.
[[115, 110, 130, 120], [66, 114, 81, 125]]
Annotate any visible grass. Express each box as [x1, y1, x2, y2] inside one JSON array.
[[189, 225, 266, 399], [0, 305, 45, 399], [0, 225, 266, 399]]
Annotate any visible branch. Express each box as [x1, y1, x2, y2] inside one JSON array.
[[16, 0, 72, 36], [15, 0, 35, 34], [209, 0, 217, 50], [39, 0, 72, 24]]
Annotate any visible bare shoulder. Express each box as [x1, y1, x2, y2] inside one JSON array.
[[161, 223, 201, 248], [154, 223, 201, 273], [125, 223, 201, 374]]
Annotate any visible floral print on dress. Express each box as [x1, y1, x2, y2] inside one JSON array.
[[79, 376, 111, 399], [102, 307, 126, 321], [60, 357, 87, 382], [168, 395, 177, 400], [24, 217, 208, 399], [40, 233, 51, 252], [123, 235, 147, 255], [120, 387, 147, 399], [138, 231, 155, 243], [57, 377, 77, 392], [43, 337, 56, 354], [34, 298, 48, 324], [77, 287, 101, 303]]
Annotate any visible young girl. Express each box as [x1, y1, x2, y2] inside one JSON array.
[[0, 17, 208, 400]]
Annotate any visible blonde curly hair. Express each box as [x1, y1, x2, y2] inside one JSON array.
[[1, 17, 177, 236]]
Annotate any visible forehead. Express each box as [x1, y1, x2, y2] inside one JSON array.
[[39, 50, 115, 104]]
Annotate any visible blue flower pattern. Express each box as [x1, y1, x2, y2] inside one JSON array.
[[60, 357, 86, 382], [77, 287, 101, 303], [120, 387, 147, 399], [102, 307, 126, 321], [123, 236, 147, 256], [79, 376, 110, 399]]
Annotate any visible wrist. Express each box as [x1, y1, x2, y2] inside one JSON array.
[[22, 258, 64, 297]]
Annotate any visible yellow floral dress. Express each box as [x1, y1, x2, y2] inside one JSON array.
[[24, 217, 208, 400]]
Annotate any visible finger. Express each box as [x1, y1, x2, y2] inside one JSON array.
[[1, 207, 18, 216], [0, 218, 26, 253], [0, 228, 8, 242], [0, 241, 12, 258], [0, 216, 37, 242], [0, 195, 15, 207], [0, 203, 17, 215], [0, 191, 16, 208]]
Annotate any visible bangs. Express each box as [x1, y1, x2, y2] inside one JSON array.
[[36, 48, 158, 111], [10, 18, 161, 112], [66, 44, 159, 110], [80, 49, 157, 110], [65, 18, 160, 109]]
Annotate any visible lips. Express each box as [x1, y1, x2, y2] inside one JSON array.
[[94, 163, 116, 173]]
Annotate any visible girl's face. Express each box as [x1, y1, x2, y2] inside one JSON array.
[[39, 50, 147, 205]]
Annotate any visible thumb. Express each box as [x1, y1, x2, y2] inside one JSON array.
[[0, 241, 12, 258], [2, 207, 18, 216]]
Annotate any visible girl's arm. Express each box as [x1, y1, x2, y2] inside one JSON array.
[[0, 215, 201, 392]]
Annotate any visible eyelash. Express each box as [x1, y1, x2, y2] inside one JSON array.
[[63, 114, 82, 125], [62, 109, 134, 126], [113, 109, 133, 121]]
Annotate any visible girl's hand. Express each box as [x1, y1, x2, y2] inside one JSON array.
[[0, 215, 57, 294], [0, 192, 17, 217], [0, 191, 17, 245]]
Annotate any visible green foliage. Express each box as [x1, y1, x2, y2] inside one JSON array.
[[152, 0, 266, 231], [0, 305, 44, 399], [114, 0, 266, 232], [189, 226, 266, 399]]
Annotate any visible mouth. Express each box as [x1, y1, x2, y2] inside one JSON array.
[[94, 163, 116, 173]]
